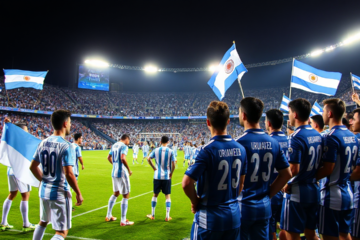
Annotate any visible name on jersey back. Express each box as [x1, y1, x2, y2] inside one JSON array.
[[343, 136, 356, 144], [218, 148, 242, 158], [307, 136, 322, 144], [251, 142, 272, 150]]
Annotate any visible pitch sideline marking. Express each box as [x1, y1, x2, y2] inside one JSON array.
[[9, 229, 102, 240], [72, 182, 182, 219]]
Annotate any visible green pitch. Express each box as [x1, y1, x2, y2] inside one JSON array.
[[0, 150, 194, 240]]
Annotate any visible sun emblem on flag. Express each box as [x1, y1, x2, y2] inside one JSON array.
[[23, 76, 31, 81], [224, 59, 235, 74], [309, 74, 318, 83]]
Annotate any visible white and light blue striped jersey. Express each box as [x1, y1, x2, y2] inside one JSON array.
[[71, 143, 82, 177], [109, 142, 128, 178], [7, 167, 14, 176], [190, 147, 195, 159], [193, 146, 201, 161], [172, 144, 178, 157], [149, 147, 176, 180], [184, 145, 189, 156], [133, 144, 139, 154], [320, 125, 358, 211], [142, 144, 149, 153], [33, 136, 75, 200]]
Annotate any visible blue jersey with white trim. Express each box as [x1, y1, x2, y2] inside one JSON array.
[[149, 146, 175, 180], [320, 125, 358, 211], [185, 135, 247, 231], [109, 142, 128, 178], [269, 131, 289, 206], [71, 143, 82, 177], [236, 129, 289, 220], [33, 136, 75, 200]]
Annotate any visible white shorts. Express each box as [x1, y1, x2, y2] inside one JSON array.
[[40, 196, 72, 231], [133, 153, 138, 158], [8, 175, 31, 193], [112, 173, 130, 195]]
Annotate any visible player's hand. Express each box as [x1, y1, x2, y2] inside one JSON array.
[[191, 198, 200, 214], [153, 168, 157, 172], [82, 165, 85, 170], [129, 170, 133, 176], [169, 173, 172, 179], [4, 117, 11, 123], [76, 193, 84, 206], [352, 93, 360, 103], [284, 184, 291, 194]]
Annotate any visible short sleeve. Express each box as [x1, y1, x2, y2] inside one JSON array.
[[185, 148, 208, 181], [121, 146, 128, 156], [149, 150, 155, 159], [322, 135, 339, 163], [275, 144, 290, 171], [77, 147, 82, 157], [240, 147, 247, 176], [62, 145, 75, 167], [288, 136, 302, 164], [109, 147, 112, 156], [33, 147, 40, 162]]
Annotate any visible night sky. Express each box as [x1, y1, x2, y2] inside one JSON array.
[[2, 1, 360, 92]]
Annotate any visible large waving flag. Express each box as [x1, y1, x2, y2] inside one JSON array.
[[4, 69, 48, 90], [310, 101, 323, 117], [279, 95, 291, 113], [291, 59, 341, 96], [351, 73, 360, 91], [0, 123, 41, 187], [208, 44, 248, 100]]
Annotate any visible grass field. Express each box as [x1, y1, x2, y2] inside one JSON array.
[[0, 150, 194, 240]]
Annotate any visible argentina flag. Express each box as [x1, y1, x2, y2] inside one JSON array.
[[351, 73, 360, 91], [208, 44, 248, 100], [279, 95, 291, 113], [291, 60, 341, 96], [0, 123, 41, 187], [4, 69, 48, 90], [310, 101, 323, 117]]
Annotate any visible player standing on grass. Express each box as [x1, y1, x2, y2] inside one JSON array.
[[133, 142, 139, 165], [71, 133, 84, 211], [105, 134, 134, 226], [142, 141, 149, 164], [1, 120, 37, 232], [146, 136, 176, 221], [172, 141, 178, 166], [265, 109, 289, 240], [183, 142, 189, 167], [183, 101, 247, 239], [317, 99, 357, 240], [236, 97, 292, 240], [30, 110, 83, 240]]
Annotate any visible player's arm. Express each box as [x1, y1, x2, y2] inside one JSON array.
[[316, 136, 337, 180], [121, 153, 132, 176], [107, 154, 113, 165], [271, 146, 292, 198], [64, 166, 83, 205], [147, 151, 157, 170], [30, 160, 42, 182], [182, 175, 198, 213], [238, 175, 246, 195], [79, 156, 84, 170], [170, 152, 176, 178], [350, 166, 360, 181]]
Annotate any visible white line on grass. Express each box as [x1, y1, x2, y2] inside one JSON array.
[[72, 182, 182, 219], [9, 229, 102, 240]]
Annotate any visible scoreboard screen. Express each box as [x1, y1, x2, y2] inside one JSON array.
[[77, 65, 109, 91]]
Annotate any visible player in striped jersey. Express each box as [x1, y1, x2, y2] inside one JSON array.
[[316, 99, 358, 239], [237, 97, 291, 240], [265, 109, 289, 240], [106, 134, 134, 226], [183, 142, 190, 167], [141, 142, 149, 164], [72, 133, 84, 179], [172, 141, 178, 166], [30, 110, 83, 240], [1, 120, 36, 232], [133, 142, 139, 165], [146, 136, 176, 221], [183, 101, 247, 239]]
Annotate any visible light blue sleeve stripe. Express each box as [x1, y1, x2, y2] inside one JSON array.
[[291, 76, 337, 96], [293, 60, 342, 80], [5, 82, 44, 90], [4, 69, 48, 77]]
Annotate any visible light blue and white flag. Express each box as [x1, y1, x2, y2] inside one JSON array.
[[0, 123, 41, 187], [4, 69, 48, 90], [280, 95, 291, 113], [291, 59, 342, 96], [310, 101, 323, 117], [351, 73, 360, 91], [208, 44, 248, 100]]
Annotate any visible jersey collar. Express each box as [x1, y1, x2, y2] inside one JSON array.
[[211, 135, 233, 141], [330, 125, 347, 130], [295, 124, 311, 131], [270, 131, 285, 136], [245, 128, 266, 134]]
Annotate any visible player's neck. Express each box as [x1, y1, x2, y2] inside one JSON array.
[[328, 120, 342, 130], [244, 122, 260, 131], [210, 128, 227, 137], [269, 128, 282, 134], [294, 120, 308, 128], [161, 143, 167, 147], [53, 130, 66, 138]]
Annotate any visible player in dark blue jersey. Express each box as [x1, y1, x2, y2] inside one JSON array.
[[280, 98, 322, 240], [265, 109, 289, 240], [237, 97, 291, 240], [182, 101, 247, 240]]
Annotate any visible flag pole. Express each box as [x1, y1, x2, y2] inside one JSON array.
[[233, 41, 245, 99], [350, 72, 355, 93], [289, 58, 295, 99]]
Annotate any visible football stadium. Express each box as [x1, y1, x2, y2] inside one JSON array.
[[2, 2, 360, 240]]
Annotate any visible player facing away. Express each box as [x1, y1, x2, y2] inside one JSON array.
[[265, 109, 289, 240], [236, 97, 292, 240], [142, 142, 149, 164], [182, 101, 247, 240], [316, 99, 358, 240], [280, 98, 322, 240], [72, 133, 84, 180], [106, 134, 134, 226], [133, 142, 139, 165], [350, 108, 360, 240], [146, 136, 176, 221], [172, 141, 178, 166], [1, 120, 36, 232], [30, 110, 83, 240], [183, 142, 189, 167]]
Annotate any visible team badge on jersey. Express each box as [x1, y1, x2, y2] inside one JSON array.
[[288, 147, 293, 154], [324, 146, 329, 152]]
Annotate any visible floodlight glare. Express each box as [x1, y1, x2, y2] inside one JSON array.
[[311, 49, 324, 57], [209, 64, 219, 72], [325, 46, 334, 52], [343, 33, 360, 45], [144, 65, 158, 73], [84, 59, 109, 68]]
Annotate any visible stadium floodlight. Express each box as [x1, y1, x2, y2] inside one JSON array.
[[209, 64, 219, 72], [325, 46, 334, 52], [311, 49, 324, 57], [84, 59, 109, 68], [144, 65, 158, 73], [343, 32, 360, 45]]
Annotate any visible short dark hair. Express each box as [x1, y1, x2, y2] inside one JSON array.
[[322, 98, 345, 121], [352, 108, 360, 120], [15, 122, 27, 130], [347, 112, 354, 120], [240, 97, 264, 124], [161, 136, 169, 144], [201, 141, 205, 145], [74, 133, 82, 141], [342, 118, 350, 128], [120, 134, 130, 141], [51, 110, 71, 131], [265, 109, 283, 129], [207, 101, 230, 130], [310, 115, 324, 130], [288, 98, 311, 122]]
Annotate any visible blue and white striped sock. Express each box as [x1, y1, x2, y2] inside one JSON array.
[[151, 197, 157, 217]]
